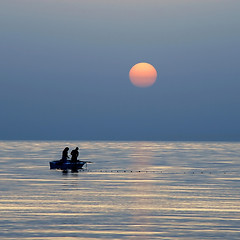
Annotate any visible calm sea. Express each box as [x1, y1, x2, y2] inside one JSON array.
[[0, 141, 240, 239]]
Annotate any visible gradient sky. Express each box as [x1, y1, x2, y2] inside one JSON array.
[[1, 0, 240, 140]]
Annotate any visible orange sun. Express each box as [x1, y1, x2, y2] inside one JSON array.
[[129, 62, 157, 87]]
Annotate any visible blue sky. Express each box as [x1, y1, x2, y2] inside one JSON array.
[[0, 0, 240, 140]]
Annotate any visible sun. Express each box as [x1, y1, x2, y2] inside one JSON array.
[[129, 62, 157, 87]]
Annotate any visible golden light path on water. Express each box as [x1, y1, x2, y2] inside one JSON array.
[[0, 141, 240, 239]]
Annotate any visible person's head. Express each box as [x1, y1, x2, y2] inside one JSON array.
[[76, 147, 79, 150], [65, 147, 69, 151]]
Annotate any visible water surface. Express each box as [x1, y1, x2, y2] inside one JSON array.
[[0, 141, 240, 239]]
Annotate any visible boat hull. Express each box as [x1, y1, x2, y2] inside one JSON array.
[[49, 160, 86, 170]]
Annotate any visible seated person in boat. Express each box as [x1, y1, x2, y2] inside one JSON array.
[[71, 147, 79, 163], [60, 147, 69, 162]]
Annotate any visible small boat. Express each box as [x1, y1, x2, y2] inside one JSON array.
[[49, 160, 88, 171]]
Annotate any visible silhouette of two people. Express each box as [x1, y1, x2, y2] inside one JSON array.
[[61, 147, 79, 163]]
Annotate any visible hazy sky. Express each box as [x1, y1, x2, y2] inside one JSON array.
[[1, 0, 240, 140]]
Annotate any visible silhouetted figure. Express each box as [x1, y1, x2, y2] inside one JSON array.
[[61, 147, 69, 163], [71, 147, 79, 163]]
